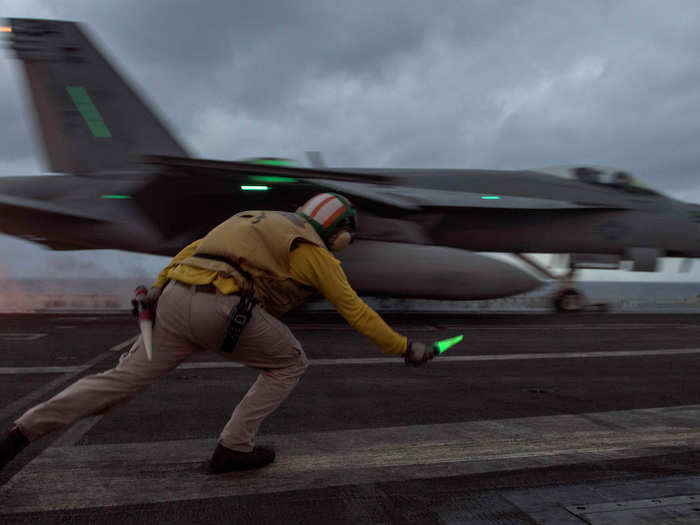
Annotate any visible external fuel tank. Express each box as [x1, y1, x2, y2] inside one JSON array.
[[338, 240, 542, 300]]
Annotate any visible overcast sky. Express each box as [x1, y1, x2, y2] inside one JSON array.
[[1, 0, 700, 282]]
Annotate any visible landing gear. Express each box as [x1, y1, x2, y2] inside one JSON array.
[[513, 255, 589, 313], [550, 269, 587, 313], [552, 288, 585, 313]]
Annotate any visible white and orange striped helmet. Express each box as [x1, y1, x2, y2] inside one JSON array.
[[296, 193, 357, 239]]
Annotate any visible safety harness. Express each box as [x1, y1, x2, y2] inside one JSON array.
[[194, 253, 256, 354]]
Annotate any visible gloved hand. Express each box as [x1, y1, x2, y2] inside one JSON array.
[[142, 286, 162, 309], [404, 341, 434, 366]]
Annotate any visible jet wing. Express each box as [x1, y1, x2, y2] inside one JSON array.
[[0, 193, 106, 250], [134, 155, 628, 238], [133, 156, 399, 237], [0, 193, 106, 222], [137, 155, 394, 184], [314, 180, 628, 211]]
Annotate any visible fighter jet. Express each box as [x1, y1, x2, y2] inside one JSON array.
[[2, 18, 699, 311]]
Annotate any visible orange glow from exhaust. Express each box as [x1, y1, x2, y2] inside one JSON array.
[[0, 27, 12, 33]]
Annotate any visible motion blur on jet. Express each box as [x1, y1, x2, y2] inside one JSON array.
[[1, 17, 700, 312]]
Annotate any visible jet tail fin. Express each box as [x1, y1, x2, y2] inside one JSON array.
[[6, 18, 188, 173]]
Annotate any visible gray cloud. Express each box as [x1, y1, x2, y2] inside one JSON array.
[[2, 0, 700, 278]]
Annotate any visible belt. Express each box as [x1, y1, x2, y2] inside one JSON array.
[[175, 281, 243, 296], [196, 283, 244, 296], [174, 281, 218, 294], [195, 283, 218, 294]]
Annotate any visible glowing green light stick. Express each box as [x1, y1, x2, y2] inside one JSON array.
[[432, 334, 463, 356]]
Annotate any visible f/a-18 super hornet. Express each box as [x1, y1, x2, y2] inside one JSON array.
[[2, 18, 699, 312]]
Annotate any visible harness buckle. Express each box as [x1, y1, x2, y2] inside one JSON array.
[[220, 291, 256, 354]]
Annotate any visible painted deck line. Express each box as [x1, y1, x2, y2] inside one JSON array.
[[109, 335, 138, 352], [566, 494, 700, 523], [288, 323, 700, 331], [0, 366, 84, 374], [0, 334, 139, 376], [0, 333, 47, 341], [5, 346, 700, 376], [440, 323, 700, 330], [0, 351, 114, 424], [433, 347, 700, 362], [2, 404, 700, 513], [287, 324, 438, 331], [51, 415, 104, 447], [174, 347, 700, 369]]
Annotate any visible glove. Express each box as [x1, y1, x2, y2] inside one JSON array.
[[143, 286, 162, 308], [404, 341, 434, 367]]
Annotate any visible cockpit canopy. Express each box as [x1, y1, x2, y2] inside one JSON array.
[[536, 165, 662, 196]]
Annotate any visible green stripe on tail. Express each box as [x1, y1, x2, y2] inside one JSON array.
[[66, 86, 112, 138]]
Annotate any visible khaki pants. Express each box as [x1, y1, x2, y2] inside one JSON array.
[[16, 281, 308, 452]]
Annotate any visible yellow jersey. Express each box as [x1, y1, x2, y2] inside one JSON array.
[[154, 240, 407, 355]]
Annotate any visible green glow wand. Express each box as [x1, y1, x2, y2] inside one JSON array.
[[431, 334, 464, 356]]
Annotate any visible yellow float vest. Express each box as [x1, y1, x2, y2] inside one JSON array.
[[182, 210, 326, 317]]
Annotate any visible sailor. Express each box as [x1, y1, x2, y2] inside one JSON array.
[[0, 193, 433, 473]]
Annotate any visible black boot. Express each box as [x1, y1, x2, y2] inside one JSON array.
[[0, 427, 29, 471], [210, 443, 275, 473]]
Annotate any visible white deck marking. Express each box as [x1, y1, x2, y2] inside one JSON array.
[[433, 347, 700, 362], [51, 415, 104, 447], [288, 323, 700, 332], [5, 346, 700, 376], [566, 494, 700, 523], [288, 324, 438, 331], [0, 335, 136, 445], [0, 350, 115, 423], [0, 336, 139, 377], [174, 347, 700, 369], [179, 362, 245, 369], [52, 317, 100, 323], [289, 322, 700, 331], [2, 404, 700, 513], [0, 333, 46, 341], [0, 366, 84, 374], [110, 335, 138, 352], [440, 323, 700, 331]]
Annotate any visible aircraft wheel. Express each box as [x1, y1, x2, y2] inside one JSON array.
[[553, 289, 584, 313]]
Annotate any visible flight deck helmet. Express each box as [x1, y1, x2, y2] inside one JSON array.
[[296, 193, 357, 251]]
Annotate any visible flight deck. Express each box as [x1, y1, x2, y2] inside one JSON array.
[[3, 312, 700, 523]]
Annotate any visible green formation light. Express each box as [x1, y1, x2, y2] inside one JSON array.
[[241, 185, 270, 191], [250, 175, 299, 183], [251, 158, 298, 167], [481, 196, 501, 200], [432, 334, 464, 355], [101, 194, 132, 199]]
